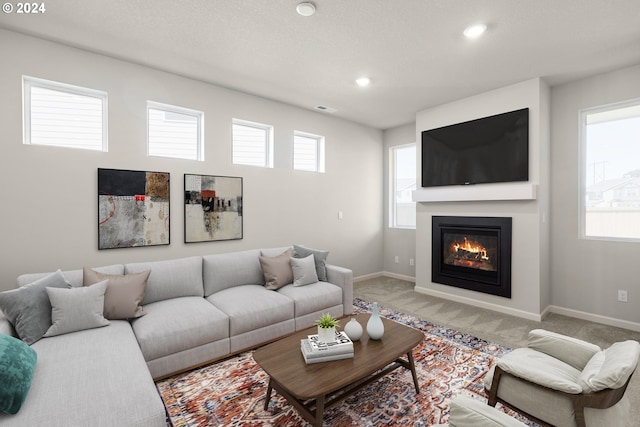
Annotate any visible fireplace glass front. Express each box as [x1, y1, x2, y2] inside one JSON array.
[[432, 216, 512, 298]]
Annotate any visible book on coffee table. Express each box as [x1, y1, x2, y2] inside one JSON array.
[[301, 348, 354, 364], [307, 331, 353, 350]]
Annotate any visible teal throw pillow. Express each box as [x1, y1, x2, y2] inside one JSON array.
[[0, 333, 37, 414]]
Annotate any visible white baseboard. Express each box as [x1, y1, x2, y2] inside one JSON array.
[[382, 271, 416, 282], [354, 271, 416, 283], [353, 272, 384, 282], [546, 305, 640, 332], [413, 286, 543, 322]]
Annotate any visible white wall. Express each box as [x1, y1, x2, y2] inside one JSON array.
[[414, 79, 551, 320], [0, 29, 384, 291], [383, 123, 416, 279], [550, 63, 640, 327]]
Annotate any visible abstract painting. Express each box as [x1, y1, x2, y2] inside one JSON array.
[[184, 174, 243, 243], [98, 168, 170, 249]]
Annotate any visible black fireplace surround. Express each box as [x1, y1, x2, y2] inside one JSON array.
[[432, 216, 512, 298]]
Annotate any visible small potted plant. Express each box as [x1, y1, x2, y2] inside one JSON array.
[[315, 313, 340, 343]]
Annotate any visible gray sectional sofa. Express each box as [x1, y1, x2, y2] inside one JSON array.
[[0, 246, 353, 427]]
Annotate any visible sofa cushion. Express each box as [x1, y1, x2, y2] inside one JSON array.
[[0, 321, 166, 427], [0, 270, 71, 345], [125, 256, 203, 305], [207, 285, 294, 336], [448, 395, 526, 427], [527, 329, 601, 370], [44, 281, 110, 338], [0, 334, 37, 415], [290, 254, 319, 286], [131, 297, 229, 362], [578, 340, 640, 393], [293, 245, 329, 281], [277, 282, 343, 317], [203, 249, 264, 295], [83, 268, 150, 319], [259, 249, 293, 290]]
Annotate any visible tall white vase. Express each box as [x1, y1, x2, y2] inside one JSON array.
[[366, 302, 384, 340]]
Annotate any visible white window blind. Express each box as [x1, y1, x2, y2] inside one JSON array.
[[23, 76, 107, 151], [148, 101, 203, 161], [232, 119, 273, 167], [293, 131, 325, 172]]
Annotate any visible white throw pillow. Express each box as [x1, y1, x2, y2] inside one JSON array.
[[290, 254, 319, 287], [44, 280, 110, 337]]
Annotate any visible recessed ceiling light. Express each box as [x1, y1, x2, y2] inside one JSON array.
[[463, 23, 487, 39], [356, 77, 371, 87], [296, 2, 316, 17]]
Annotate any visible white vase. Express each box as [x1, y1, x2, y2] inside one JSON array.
[[367, 302, 384, 340], [344, 317, 363, 341], [317, 326, 336, 343]]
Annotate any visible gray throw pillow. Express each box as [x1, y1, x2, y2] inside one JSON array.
[[290, 254, 319, 286], [83, 268, 150, 319], [0, 270, 71, 345], [259, 249, 294, 290], [44, 280, 110, 338], [293, 245, 329, 281]]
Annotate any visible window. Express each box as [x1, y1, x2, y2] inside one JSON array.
[[23, 76, 107, 151], [580, 99, 640, 240], [148, 101, 203, 161], [293, 131, 325, 172], [232, 119, 273, 167], [390, 143, 416, 228]]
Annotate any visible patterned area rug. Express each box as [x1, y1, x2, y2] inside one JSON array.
[[157, 299, 535, 426]]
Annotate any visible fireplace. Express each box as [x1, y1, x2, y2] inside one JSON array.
[[432, 216, 512, 298]]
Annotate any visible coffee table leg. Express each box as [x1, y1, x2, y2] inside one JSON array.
[[314, 394, 325, 427], [264, 378, 273, 410], [407, 351, 420, 394]]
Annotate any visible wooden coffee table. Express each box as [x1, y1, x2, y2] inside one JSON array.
[[253, 313, 424, 427]]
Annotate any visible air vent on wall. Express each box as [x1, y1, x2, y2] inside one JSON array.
[[314, 105, 337, 113]]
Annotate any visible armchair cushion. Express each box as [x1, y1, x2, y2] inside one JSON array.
[[448, 396, 526, 427], [578, 340, 640, 393], [493, 348, 582, 394], [527, 329, 601, 370]]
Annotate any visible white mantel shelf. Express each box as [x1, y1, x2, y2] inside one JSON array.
[[413, 183, 537, 203]]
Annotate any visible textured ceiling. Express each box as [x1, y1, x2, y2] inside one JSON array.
[[1, 0, 639, 129]]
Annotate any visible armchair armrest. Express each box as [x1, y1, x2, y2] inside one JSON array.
[[325, 264, 353, 315], [528, 329, 601, 370]]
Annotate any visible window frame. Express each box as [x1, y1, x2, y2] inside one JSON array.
[[231, 118, 274, 168], [147, 100, 204, 161], [389, 142, 417, 229], [23, 76, 108, 151], [293, 130, 325, 173], [579, 97, 640, 242]]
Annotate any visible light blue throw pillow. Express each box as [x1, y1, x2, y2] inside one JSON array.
[[0, 333, 37, 414], [293, 245, 329, 281]]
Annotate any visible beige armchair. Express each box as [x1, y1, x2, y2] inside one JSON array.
[[484, 329, 640, 427]]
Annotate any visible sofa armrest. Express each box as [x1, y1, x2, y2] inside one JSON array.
[[449, 395, 526, 427], [0, 309, 17, 337], [528, 329, 601, 370], [325, 264, 353, 315]]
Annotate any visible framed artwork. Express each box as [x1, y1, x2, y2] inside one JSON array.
[[184, 174, 243, 243], [98, 168, 170, 249]]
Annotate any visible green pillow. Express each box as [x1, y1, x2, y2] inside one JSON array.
[[0, 334, 37, 414]]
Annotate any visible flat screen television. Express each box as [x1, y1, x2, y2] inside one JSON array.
[[421, 108, 529, 187]]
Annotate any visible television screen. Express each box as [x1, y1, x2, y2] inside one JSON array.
[[421, 108, 529, 187]]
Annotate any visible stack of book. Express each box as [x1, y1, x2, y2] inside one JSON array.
[[300, 331, 354, 364]]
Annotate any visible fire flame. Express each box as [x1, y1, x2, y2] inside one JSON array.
[[452, 237, 489, 261]]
